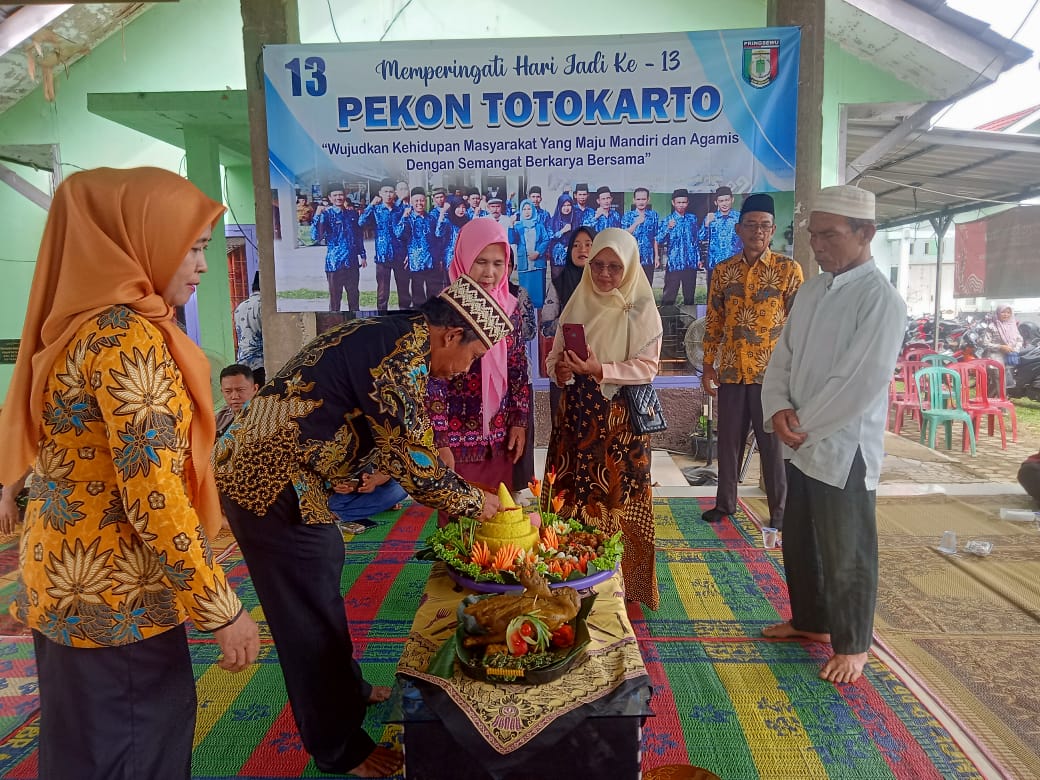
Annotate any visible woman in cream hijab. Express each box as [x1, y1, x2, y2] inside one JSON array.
[[545, 227, 663, 610], [0, 167, 258, 779]]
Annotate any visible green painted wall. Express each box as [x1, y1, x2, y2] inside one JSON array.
[[0, 0, 246, 396], [821, 40, 930, 185], [298, 0, 765, 40]]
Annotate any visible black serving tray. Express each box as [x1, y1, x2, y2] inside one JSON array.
[[447, 592, 596, 684]]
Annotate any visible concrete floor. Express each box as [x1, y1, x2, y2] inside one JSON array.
[[533, 424, 1031, 501]]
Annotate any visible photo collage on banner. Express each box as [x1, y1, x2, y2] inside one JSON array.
[[263, 29, 800, 376]]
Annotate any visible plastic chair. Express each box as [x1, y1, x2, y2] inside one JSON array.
[[889, 361, 922, 434], [951, 360, 1007, 449], [914, 367, 976, 455], [975, 358, 1018, 442], [920, 353, 955, 367], [903, 348, 938, 363]]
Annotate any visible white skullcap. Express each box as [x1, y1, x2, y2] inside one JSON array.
[[812, 185, 875, 220]]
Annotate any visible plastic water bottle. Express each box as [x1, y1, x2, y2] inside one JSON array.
[[998, 508, 1040, 522]]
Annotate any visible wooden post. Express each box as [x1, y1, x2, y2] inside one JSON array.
[[239, 0, 312, 375], [769, 0, 824, 277]]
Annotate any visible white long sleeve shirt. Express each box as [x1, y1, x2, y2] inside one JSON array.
[[762, 259, 906, 490]]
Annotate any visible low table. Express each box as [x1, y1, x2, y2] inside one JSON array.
[[393, 563, 652, 780]]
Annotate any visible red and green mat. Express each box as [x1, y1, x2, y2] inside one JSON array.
[[0, 500, 985, 778]]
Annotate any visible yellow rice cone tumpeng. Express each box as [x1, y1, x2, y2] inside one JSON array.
[[476, 483, 539, 554]]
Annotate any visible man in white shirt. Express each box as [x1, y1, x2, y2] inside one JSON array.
[[760, 185, 906, 685]]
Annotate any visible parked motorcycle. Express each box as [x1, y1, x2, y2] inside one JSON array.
[[1018, 320, 1040, 350], [1007, 345, 1040, 402]]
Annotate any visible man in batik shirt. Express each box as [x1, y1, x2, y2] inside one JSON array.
[[312, 189, 366, 312], [699, 185, 743, 296], [701, 193, 802, 532], [360, 179, 409, 313], [582, 185, 622, 232], [623, 186, 662, 285], [215, 276, 512, 778], [657, 188, 700, 307], [528, 185, 551, 228], [572, 182, 592, 224], [395, 187, 441, 307], [466, 187, 489, 220]]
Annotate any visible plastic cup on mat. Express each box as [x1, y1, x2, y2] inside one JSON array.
[[938, 530, 957, 554], [761, 527, 779, 549], [998, 508, 1040, 522]]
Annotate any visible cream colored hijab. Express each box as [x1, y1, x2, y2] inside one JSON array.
[[558, 227, 662, 398], [0, 167, 226, 539]]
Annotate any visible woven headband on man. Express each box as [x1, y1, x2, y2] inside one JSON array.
[[437, 275, 513, 348]]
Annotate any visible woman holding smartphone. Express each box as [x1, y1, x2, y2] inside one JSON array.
[[544, 228, 663, 610]]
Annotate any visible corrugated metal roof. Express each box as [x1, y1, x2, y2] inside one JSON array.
[[846, 118, 1040, 228]]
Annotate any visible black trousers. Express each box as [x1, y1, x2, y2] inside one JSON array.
[[327, 265, 361, 312], [376, 259, 410, 312], [224, 485, 376, 772], [714, 383, 786, 527], [408, 268, 443, 309], [34, 624, 195, 780], [781, 450, 877, 655], [661, 267, 697, 307], [642, 264, 656, 286]]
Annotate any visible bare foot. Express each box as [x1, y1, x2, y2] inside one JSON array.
[[761, 621, 831, 643], [348, 746, 403, 778], [365, 685, 392, 705], [819, 652, 868, 684]]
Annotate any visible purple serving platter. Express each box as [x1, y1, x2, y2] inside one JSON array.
[[445, 563, 618, 594]]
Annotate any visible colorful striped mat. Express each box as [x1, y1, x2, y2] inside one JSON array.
[[0, 499, 985, 779]]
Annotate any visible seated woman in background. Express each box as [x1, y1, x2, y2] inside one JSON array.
[[986, 304, 1024, 388], [427, 219, 531, 519], [544, 228, 663, 609], [540, 226, 595, 425]]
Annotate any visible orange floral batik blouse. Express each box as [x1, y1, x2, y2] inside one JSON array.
[[12, 306, 243, 647]]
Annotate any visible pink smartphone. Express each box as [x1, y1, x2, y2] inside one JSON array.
[[562, 323, 589, 360]]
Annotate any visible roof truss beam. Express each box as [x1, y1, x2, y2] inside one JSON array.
[[845, 100, 950, 183]]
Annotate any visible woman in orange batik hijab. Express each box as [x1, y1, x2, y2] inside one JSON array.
[[0, 167, 259, 780]]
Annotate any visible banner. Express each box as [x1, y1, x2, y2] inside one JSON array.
[[954, 219, 986, 297], [954, 206, 1040, 298], [262, 29, 800, 370]]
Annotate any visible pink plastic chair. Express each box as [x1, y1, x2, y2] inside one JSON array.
[[951, 360, 1007, 449], [889, 361, 922, 434], [975, 358, 1018, 442]]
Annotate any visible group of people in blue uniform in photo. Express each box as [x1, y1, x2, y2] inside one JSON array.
[[305, 179, 751, 316]]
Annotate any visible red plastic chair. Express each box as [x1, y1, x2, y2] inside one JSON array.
[[975, 358, 1018, 442], [889, 361, 922, 434], [903, 348, 938, 363], [951, 360, 1007, 449]]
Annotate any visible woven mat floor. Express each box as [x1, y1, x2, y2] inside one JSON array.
[[0, 500, 997, 778], [745, 492, 1040, 778]]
